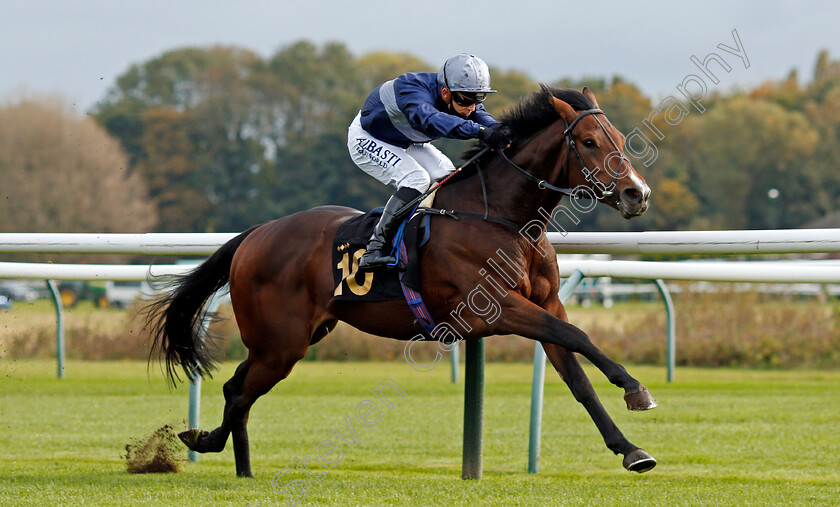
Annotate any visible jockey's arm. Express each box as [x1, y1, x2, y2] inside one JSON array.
[[395, 73, 494, 141]]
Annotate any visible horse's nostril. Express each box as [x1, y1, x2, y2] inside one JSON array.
[[622, 188, 642, 204]]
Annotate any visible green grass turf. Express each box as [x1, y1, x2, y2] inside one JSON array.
[[1, 359, 838, 506]]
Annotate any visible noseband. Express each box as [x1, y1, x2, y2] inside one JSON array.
[[501, 107, 629, 200]]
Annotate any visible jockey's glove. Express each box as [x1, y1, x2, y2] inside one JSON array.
[[478, 125, 511, 150]]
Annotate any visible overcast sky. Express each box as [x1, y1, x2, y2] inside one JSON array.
[[2, 0, 839, 111]]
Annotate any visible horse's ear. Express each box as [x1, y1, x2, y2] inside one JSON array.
[[582, 86, 600, 108], [549, 95, 577, 123]]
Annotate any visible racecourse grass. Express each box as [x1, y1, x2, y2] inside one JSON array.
[[1, 360, 839, 506]]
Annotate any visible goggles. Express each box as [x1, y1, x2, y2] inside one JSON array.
[[451, 91, 487, 107]]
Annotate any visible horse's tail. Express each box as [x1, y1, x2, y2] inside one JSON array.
[[146, 225, 260, 386]]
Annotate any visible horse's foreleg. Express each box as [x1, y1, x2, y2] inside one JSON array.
[[542, 343, 633, 454], [542, 342, 656, 472]]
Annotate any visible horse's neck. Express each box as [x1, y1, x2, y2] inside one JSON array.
[[438, 147, 565, 228]]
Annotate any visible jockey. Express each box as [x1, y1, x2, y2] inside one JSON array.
[[347, 53, 511, 270]]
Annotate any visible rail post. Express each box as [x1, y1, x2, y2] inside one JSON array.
[[461, 337, 484, 479], [528, 269, 584, 473], [187, 287, 226, 463], [187, 374, 202, 463], [45, 280, 65, 379], [451, 343, 459, 383], [654, 279, 676, 382]]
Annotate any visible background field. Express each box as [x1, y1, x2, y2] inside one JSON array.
[[3, 288, 840, 368], [1, 360, 839, 506]]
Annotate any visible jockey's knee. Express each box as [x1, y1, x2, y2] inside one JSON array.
[[397, 170, 431, 193]]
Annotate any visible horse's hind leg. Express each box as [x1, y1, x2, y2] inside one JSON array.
[[542, 342, 657, 473], [179, 361, 250, 454], [226, 356, 301, 477], [178, 350, 303, 478]]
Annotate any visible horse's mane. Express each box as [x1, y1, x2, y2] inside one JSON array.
[[459, 85, 595, 171]]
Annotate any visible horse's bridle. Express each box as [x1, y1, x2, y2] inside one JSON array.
[[398, 106, 629, 229], [500, 107, 629, 200]]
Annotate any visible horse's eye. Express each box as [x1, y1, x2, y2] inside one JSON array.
[[582, 139, 597, 149]]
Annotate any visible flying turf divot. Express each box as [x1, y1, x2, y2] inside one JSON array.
[[124, 423, 184, 474]]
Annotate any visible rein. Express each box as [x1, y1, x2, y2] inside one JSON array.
[[396, 146, 491, 219], [498, 150, 575, 195]]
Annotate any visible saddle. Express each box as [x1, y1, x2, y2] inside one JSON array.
[[331, 206, 430, 302], [332, 195, 436, 334]]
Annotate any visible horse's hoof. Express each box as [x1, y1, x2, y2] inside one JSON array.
[[623, 448, 657, 473], [178, 429, 208, 450], [624, 385, 657, 411]]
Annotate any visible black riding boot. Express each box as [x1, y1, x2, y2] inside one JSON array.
[[358, 187, 421, 270]]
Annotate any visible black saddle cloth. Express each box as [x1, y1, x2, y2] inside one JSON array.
[[331, 209, 429, 302]]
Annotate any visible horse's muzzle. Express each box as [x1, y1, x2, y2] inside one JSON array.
[[618, 185, 650, 219]]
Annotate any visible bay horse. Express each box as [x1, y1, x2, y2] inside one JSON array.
[[146, 85, 657, 478]]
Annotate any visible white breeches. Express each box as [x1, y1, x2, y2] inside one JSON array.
[[347, 112, 455, 192]]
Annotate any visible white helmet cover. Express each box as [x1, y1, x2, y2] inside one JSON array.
[[437, 54, 496, 93]]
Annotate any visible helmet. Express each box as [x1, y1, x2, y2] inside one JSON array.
[[437, 54, 496, 93]]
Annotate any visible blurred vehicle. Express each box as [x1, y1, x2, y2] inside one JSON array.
[[105, 280, 154, 308], [0, 280, 40, 302], [0, 294, 11, 311], [57, 281, 108, 308]]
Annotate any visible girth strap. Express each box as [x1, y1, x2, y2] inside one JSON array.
[[415, 207, 523, 232]]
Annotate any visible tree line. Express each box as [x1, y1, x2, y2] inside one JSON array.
[[2, 41, 839, 236]]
